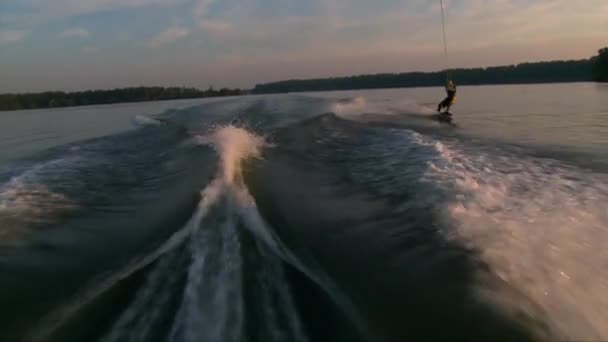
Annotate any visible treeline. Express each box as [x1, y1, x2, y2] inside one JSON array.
[[253, 48, 608, 93], [0, 86, 243, 111], [253, 59, 593, 93], [594, 47, 608, 82], [2, 49, 606, 111]]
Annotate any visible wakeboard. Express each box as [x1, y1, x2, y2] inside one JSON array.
[[431, 112, 453, 123]]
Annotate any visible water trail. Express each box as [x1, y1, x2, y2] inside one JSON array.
[[172, 124, 368, 341], [37, 124, 365, 342], [168, 199, 244, 342], [167, 125, 309, 342], [100, 247, 184, 342], [251, 237, 307, 342], [414, 133, 608, 339], [28, 182, 223, 342], [234, 182, 373, 341]]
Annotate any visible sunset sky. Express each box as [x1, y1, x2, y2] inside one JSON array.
[[1, 0, 606, 92]]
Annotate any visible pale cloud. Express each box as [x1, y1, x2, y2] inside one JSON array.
[[60, 27, 91, 38], [198, 19, 232, 36], [182, 0, 607, 83], [192, 2, 426, 56], [117, 32, 132, 41], [147, 26, 189, 47], [22, 0, 187, 16], [195, 0, 216, 18], [199, 0, 605, 62], [0, 30, 26, 44], [435, 0, 607, 57], [4, 0, 189, 29], [82, 46, 99, 54], [194, 0, 239, 38]]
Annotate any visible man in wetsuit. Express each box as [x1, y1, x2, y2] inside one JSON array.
[[437, 79, 456, 113]]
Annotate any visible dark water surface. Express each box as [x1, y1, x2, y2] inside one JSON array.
[[1, 83, 607, 341]]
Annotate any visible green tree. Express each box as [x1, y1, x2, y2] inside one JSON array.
[[594, 48, 608, 82]]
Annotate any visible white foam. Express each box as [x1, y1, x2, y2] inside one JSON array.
[[418, 136, 608, 339], [0, 169, 77, 243], [131, 114, 162, 127], [387, 98, 437, 115], [331, 96, 434, 118], [196, 125, 267, 185], [0, 180, 75, 220], [331, 97, 370, 116]]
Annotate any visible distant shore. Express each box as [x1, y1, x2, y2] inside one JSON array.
[[2, 48, 606, 111], [252, 59, 595, 94], [0, 86, 244, 111], [252, 48, 607, 94]]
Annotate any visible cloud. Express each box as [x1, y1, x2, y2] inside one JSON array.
[[117, 32, 132, 41], [198, 19, 233, 37], [0, 30, 26, 44], [60, 27, 90, 38], [2, 0, 189, 30], [183, 0, 607, 80], [191, 1, 424, 57], [195, 0, 216, 18], [147, 26, 190, 47], [23, 0, 187, 17], [82, 46, 99, 54], [435, 0, 608, 53]]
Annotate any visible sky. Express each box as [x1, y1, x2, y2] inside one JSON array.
[[1, 0, 607, 93]]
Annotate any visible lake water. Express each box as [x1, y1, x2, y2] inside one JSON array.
[[1, 83, 607, 341]]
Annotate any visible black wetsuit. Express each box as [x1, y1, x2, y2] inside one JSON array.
[[438, 84, 456, 113]]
